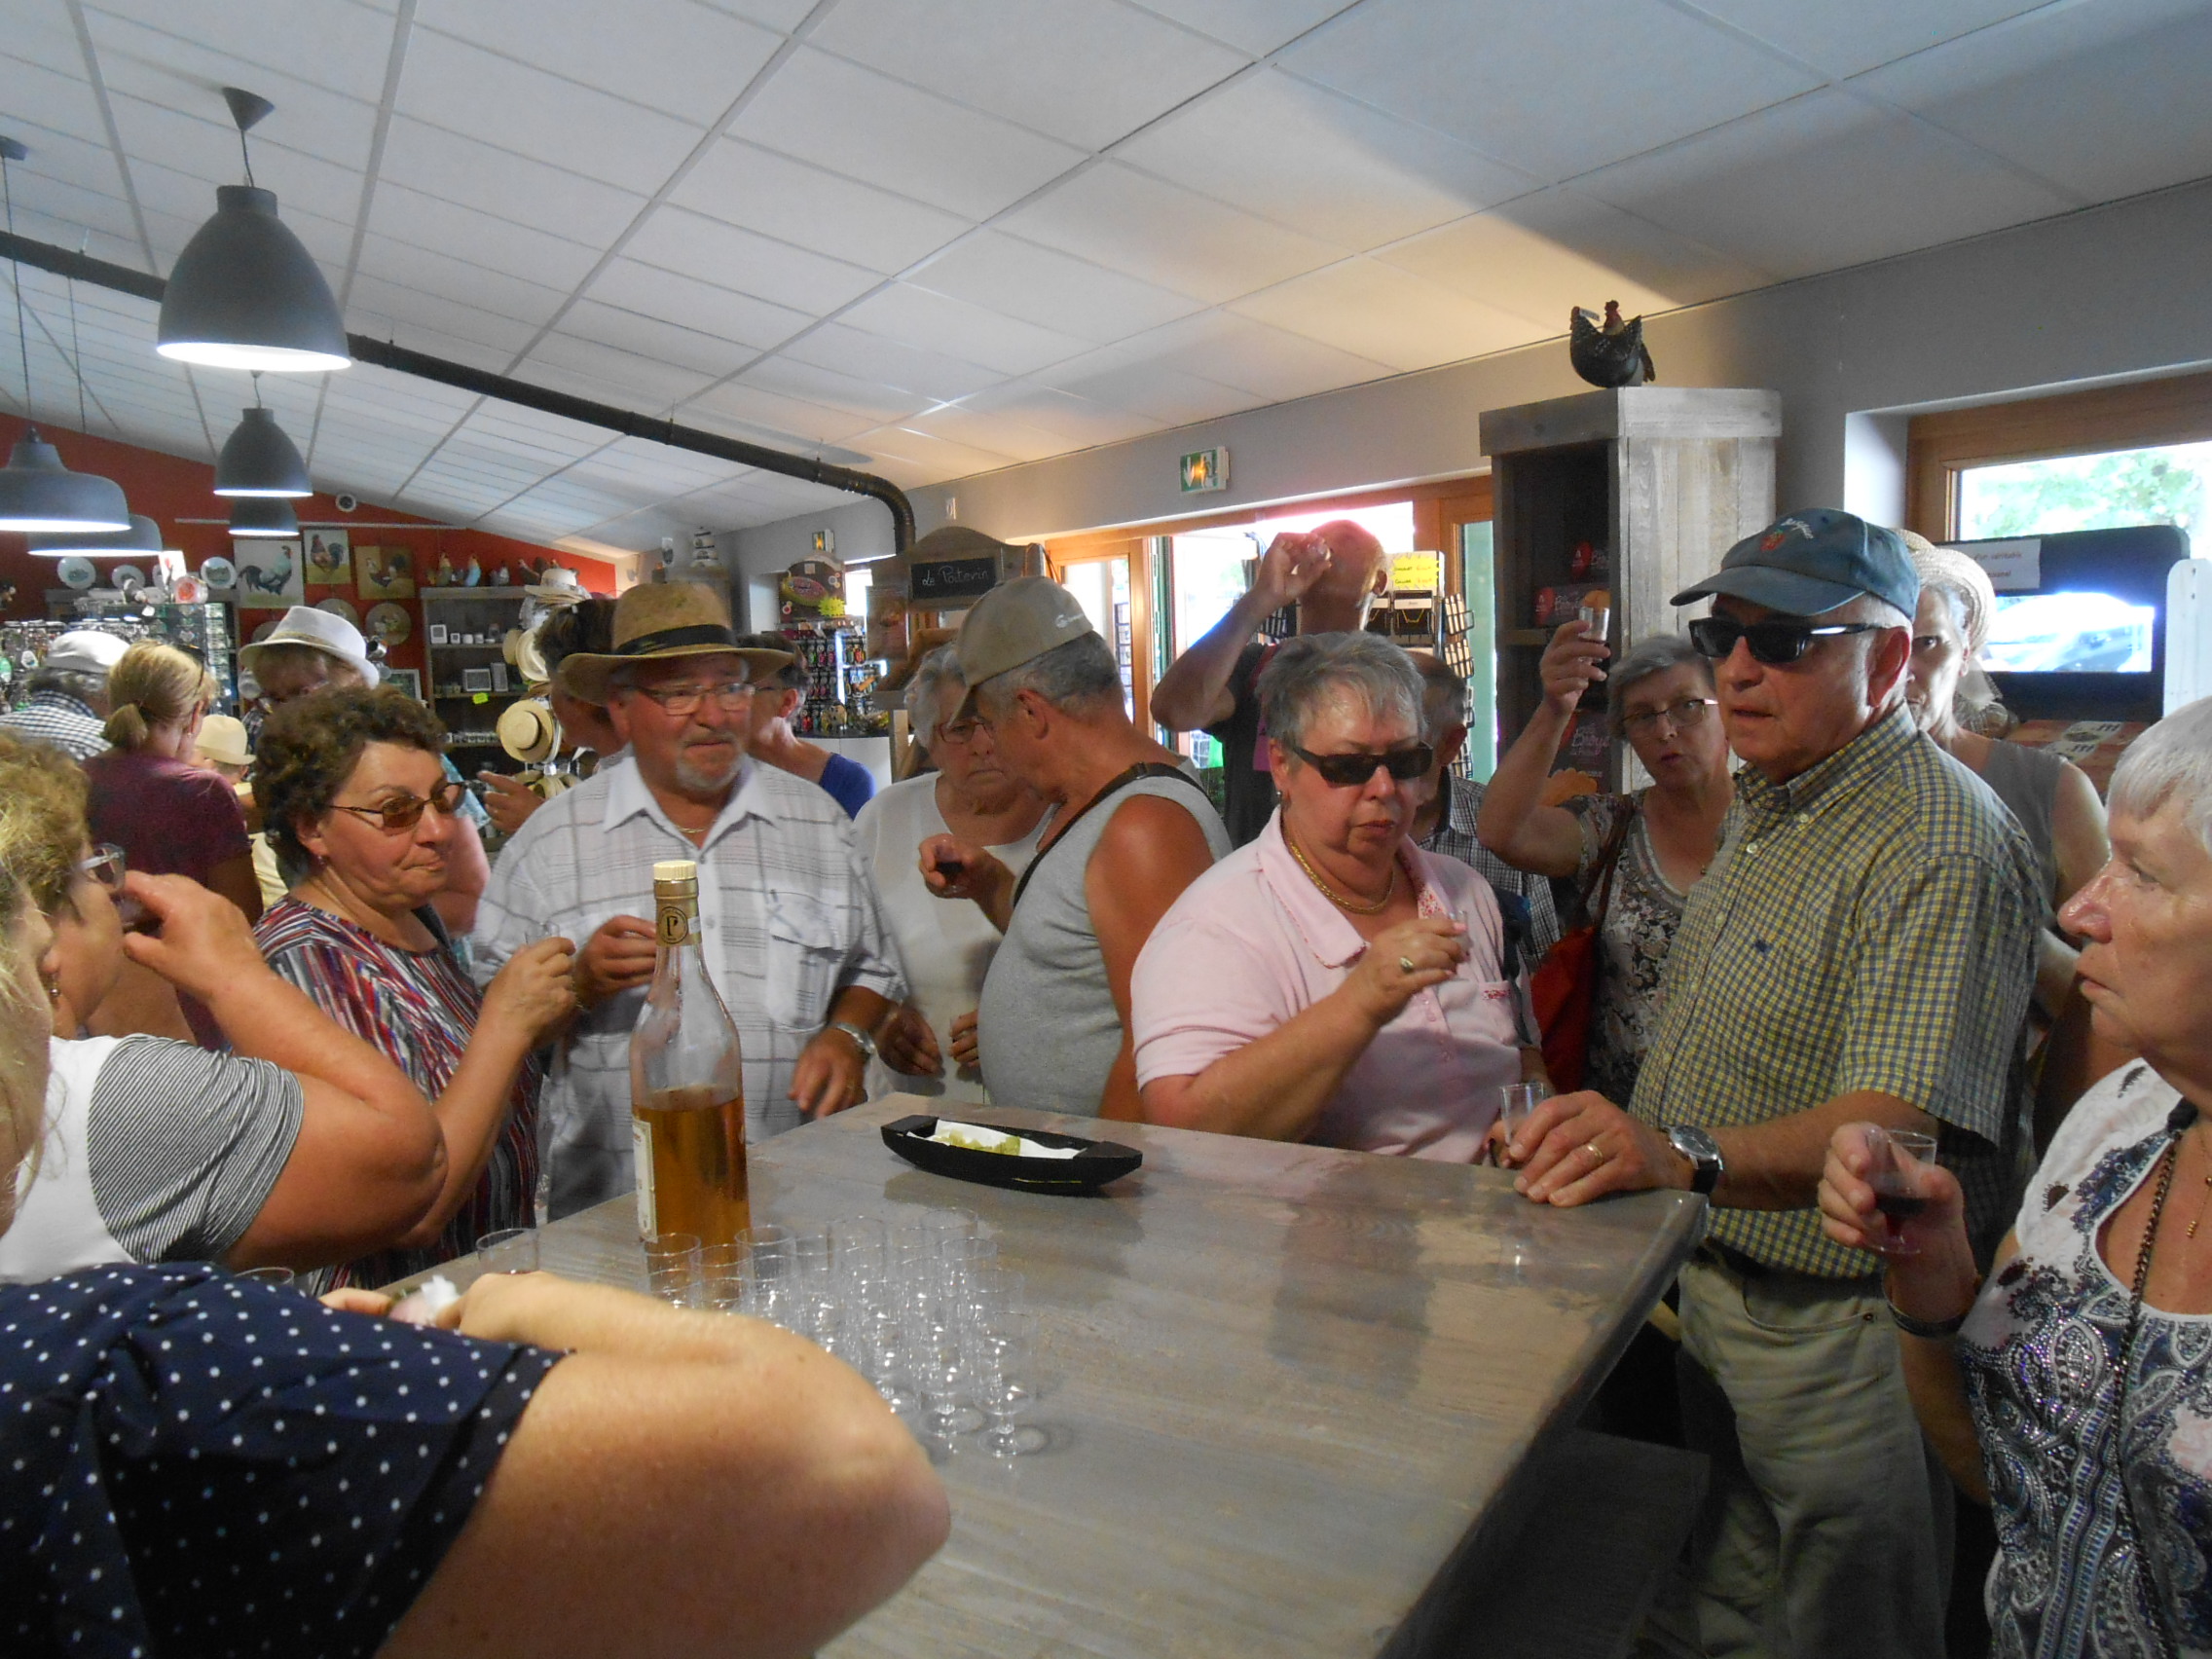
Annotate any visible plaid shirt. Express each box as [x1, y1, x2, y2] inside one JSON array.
[[1632, 711, 2039, 1278], [1417, 775, 1564, 966], [0, 691, 109, 762], [473, 756, 904, 1218]]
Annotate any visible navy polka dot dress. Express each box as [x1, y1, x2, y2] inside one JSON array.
[[2, 1263, 562, 1657]]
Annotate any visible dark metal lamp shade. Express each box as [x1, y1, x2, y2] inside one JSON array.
[[0, 427, 131, 534], [228, 497, 299, 538], [26, 513, 168, 556], [214, 406, 312, 497], [157, 186, 350, 373]]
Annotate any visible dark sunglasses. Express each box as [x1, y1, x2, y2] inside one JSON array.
[[1288, 743, 1434, 788], [331, 779, 470, 832], [1688, 615, 1879, 666]]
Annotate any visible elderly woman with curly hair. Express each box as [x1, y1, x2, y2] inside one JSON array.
[[254, 687, 576, 1287]]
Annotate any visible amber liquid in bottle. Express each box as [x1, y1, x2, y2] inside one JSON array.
[[629, 861, 750, 1245]]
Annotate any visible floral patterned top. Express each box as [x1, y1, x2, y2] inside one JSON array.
[[1959, 1061, 2212, 1659], [1564, 791, 1690, 1107]]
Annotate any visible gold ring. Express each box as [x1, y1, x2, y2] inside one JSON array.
[[1585, 1140, 1605, 1161], [1399, 956, 1416, 974]]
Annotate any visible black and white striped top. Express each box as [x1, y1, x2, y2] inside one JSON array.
[[0, 1036, 304, 1281]]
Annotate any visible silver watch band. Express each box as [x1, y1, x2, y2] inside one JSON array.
[[828, 1020, 877, 1059]]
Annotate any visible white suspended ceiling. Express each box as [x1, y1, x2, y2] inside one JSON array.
[[2, 0, 2208, 554]]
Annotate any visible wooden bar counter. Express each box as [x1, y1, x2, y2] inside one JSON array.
[[433, 1099, 1705, 1657]]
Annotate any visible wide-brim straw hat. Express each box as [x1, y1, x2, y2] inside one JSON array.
[[237, 604, 381, 687], [1899, 530, 1995, 655], [557, 580, 793, 704], [195, 713, 253, 769]]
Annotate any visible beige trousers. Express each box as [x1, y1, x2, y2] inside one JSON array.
[[1674, 1255, 1954, 1659]]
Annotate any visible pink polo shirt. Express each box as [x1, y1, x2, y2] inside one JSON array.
[[1131, 811, 1525, 1161]]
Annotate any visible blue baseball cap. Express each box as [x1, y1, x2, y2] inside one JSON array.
[[1670, 508, 1919, 620]]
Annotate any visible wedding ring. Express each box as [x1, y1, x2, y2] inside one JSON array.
[[1585, 1140, 1605, 1161], [1399, 956, 1417, 974]]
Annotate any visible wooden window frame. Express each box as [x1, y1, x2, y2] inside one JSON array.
[[1906, 369, 2212, 540]]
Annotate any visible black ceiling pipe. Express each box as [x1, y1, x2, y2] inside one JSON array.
[[0, 229, 915, 552]]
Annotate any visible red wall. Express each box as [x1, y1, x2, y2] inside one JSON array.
[[0, 422, 619, 683]]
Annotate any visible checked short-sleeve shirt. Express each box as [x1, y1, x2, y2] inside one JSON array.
[[1631, 710, 2040, 1279], [472, 756, 904, 1218]]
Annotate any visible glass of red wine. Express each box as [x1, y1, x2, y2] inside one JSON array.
[[1864, 1128, 1938, 1255]]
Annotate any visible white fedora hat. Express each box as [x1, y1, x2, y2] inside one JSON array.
[[237, 604, 381, 687]]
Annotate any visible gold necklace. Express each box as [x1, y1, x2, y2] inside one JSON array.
[[1285, 827, 1395, 915]]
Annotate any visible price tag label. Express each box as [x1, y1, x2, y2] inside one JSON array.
[[472, 692, 489, 704]]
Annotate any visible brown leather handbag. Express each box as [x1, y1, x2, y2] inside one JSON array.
[[1528, 799, 1635, 1092]]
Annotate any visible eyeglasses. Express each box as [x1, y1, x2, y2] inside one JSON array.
[[1688, 615, 1879, 666], [634, 680, 755, 717], [1287, 743, 1434, 788], [1619, 696, 1718, 738], [331, 780, 470, 832], [76, 844, 127, 893], [936, 718, 981, 746]]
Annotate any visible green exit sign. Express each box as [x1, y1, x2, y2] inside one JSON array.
[[1179, 446, 1229, 494]]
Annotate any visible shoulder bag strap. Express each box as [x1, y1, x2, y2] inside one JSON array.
[[1574, 794, 1638, 931], [1009, 762, 1209, 916]]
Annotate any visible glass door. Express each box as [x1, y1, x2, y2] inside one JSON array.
[[1051, 543, 1148, 723]]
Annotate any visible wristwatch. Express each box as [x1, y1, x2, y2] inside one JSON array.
[[827, 1020, 878, 1061], [1667, 1124, 1725, 1196]]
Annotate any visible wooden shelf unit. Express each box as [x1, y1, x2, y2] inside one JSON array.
[[422, 586, 532, 751]]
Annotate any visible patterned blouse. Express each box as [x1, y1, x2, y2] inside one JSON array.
[[1960, 1061, 2212, 1658], [255, 898, 540, 1289], [1563, 791, 1690, 1107]]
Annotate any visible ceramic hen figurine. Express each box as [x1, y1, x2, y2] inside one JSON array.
[[1568, 301, 1657, 387]]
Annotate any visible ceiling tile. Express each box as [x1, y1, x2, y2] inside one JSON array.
[[999, 161, 1346, 304], [728, 47, 1086, 220], [414, 0, 783, 128], [523, 335, 719, 408], [556, 299, 762, 380], [907, 232, 1205, 340], [1090, 311, 1393, 403], [1689, 0, 2045, 80], [1116, 70, 1536, 247], [667, 138, 971, 275], [350, 236, 573, 328], [852, 424, 1025, 485], [1028, 346, 1255, 425], [736, 356, 935, 425], [809, 0, 1248, 151], [834, 283, 1091, 378], [344, 272, 548, 356], [577, 436, 748, 491], [397, 29, 706, 196], [8, 119, 133, 211], [1284, 0, 1821, 183], [364, 184, 603, 291], [778, 322, 1007, 403], [683, 381, 880, 447], [81, 0, 401, 106], [899, 405, 1072, 464], [582, 259, 813, 353], [1227, 257, 1544, 371], [1852, 0, 2212, 203], [935, 380, 1164, 451], [9, 4, 89, 79], [1573, 89, 2079, 280], [1125, 0, 1349, 56], [380, 117, 648, 245], [622, 206, 881, 314], [694, 0, 817, 29], [1375, 188, 1770, 326], [461, 405, 616, 459], [5, 55, 116, 153]]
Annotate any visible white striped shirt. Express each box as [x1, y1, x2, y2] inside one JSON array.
[[472, 756, 904, 1217]]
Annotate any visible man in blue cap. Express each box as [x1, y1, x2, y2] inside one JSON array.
[[1499, 509, 2041, 1657]]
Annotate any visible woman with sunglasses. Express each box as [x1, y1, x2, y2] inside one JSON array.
[[253, 687, 576, 1289], [1477, 628, 1735, 1104], [1130, 634, 1538, 1158]]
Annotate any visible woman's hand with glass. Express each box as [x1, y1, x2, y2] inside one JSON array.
[[481, 936, 578, 1047], [1536, 620, 1611, 719], [1343, 917, 1467, 1026], [1819, 1124, 1974, 1275]]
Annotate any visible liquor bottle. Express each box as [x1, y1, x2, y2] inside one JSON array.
[[628, 859, 750, 1245]]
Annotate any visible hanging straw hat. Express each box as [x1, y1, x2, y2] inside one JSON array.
[[556, 581, 792, 704]]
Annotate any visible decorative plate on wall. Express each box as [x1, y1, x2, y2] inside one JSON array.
[[200, 556, 237, 590], [57, 557, 97, 590], [365, 601, 412, 645], [111, 566, 146, 595], [315, 597, 360, 626]]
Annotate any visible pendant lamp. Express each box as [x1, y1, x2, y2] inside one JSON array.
[[0, 138, 132, 534], [214, 399, 312, 498], [157, 91, 350, 373], [26, 514, 168, 557], [228, 497, 299, 538]]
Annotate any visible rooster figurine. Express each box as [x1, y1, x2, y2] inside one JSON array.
[[1568, 301, 1656, 388]]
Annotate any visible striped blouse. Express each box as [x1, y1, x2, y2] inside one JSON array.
[[255, 898, 540, 1289]]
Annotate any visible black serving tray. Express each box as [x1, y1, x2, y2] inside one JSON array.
[[881, 1114, 1142, 1195]]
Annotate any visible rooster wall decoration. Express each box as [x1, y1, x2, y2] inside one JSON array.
[[1568, 301, 1656, 388]]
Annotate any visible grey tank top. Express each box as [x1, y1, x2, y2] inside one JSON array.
[[977, 771, 1232, 1116], [1977, 739, 2066, 904]]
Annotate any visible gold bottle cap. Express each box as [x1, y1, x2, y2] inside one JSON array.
[[653, 859, 698, 884]]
